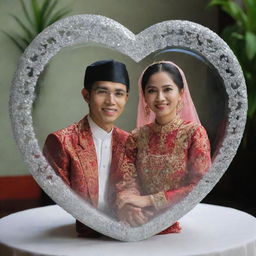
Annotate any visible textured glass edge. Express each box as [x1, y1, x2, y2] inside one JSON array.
[[9, 15, 247, 241]]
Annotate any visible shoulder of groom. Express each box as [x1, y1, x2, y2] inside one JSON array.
[[114, 126, 129, 140]]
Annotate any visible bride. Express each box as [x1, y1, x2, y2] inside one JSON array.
[[115, 61, 211, 233]]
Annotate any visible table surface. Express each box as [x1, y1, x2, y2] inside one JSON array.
[[0, 203, 256, 256]]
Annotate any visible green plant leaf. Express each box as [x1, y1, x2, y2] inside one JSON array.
[[2, 31, 26, 51], [244, 0, 256, 31], [245, 31, 256, 60], [221, 25, 246, 59], [46, 8, 71, 27], [248, 89, 256, 118], [44, 0, 58, 22], [38, 0, 55, 32], [6, 0, 71, 53], [208, 0, 247, 28], [19, 0, 34, 29], [244, 71, 252, 82], [231, 32, 244, 40], [10, 14, 34, 41], [31, 0, 41, 33], [15, 34, 31, 49], [208, 0, 227, 7], [224, 1, 247, 25], [222, 24, 241, 41], [41, 0, 51, 17], [245, 0, 255, 6], [209, 0, 256, 149]]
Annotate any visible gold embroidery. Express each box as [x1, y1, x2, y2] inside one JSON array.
[[119, 118, 211, 210], [151, 117, 183, 134], [136, 120, 209, 200]]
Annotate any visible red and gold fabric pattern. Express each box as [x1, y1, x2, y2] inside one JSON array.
[[118, 117, 211, 211]]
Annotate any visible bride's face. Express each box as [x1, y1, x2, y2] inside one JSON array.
[[144, 71, 183, 124]]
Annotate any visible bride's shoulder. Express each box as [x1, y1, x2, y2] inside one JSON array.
[[180, 120, 207, 136], [129, 124, 151, 138]]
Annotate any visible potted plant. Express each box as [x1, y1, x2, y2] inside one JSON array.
[[206, 0, 256, 216], [3, 0, 71, 52], [208, 0, 256, 150]]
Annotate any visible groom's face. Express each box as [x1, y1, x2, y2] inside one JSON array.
[[82, 81, 128, 131]]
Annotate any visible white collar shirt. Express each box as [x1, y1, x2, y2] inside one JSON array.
[[88, 115, 113, 213]]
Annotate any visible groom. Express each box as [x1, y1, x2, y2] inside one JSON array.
[[43, 59, 138, 237]]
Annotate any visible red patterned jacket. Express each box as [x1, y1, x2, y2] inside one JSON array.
[[43, 115, 129, 236]]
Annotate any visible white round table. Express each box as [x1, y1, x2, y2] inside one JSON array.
[[0, 203, 255, 256]]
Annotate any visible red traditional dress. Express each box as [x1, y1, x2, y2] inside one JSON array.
[[117, 117, 211, 233], [43, 115, 129, 237]]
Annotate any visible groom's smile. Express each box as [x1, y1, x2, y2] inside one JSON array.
[[82, 81, 128, 132]]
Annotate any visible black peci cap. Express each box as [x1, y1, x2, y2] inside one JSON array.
[[84, 59, 130, 91]]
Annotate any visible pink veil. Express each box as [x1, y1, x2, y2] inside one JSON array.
[[136, 61, 201, 128]]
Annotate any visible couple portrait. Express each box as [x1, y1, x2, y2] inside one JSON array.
[[43, 59, 211, 238]]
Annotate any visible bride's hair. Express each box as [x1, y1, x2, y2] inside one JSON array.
[[141, 62, 184, 94]]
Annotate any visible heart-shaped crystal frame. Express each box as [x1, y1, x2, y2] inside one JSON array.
[[9, 15, 247, 241]]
